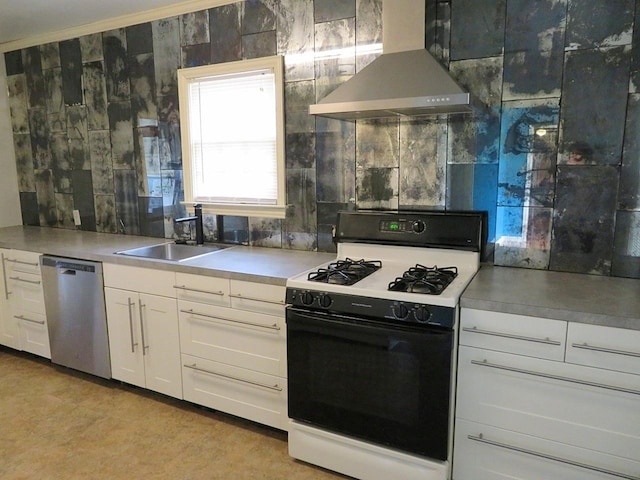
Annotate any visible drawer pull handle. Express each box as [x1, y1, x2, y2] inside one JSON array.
[[468, 433, 640, 480], [1, 253, 9, 300], [571, 342, 640, 358], [229, 293, 285, 306], [462, 326, 561, 346], [9, 276, 41, 285], [5, 258, 39, 267], [14, 315, 45, 325], [180, 308, 280, 331], [127, 298, 138, 353], [173, 285, 225, 296], [184, 363, 283, 392], [471, 359, 640, 396]]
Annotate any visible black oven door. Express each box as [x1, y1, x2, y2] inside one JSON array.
[[286, 306, 453, 461]]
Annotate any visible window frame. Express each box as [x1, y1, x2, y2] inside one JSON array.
[[177, 55, 286, 219]]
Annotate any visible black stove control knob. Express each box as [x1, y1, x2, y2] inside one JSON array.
[[318, 294, 332, 308], [412, 220, 426, 234], [392, 303, 409, 320], [413, 305, 432, 323], [300, 291, 314, 306]]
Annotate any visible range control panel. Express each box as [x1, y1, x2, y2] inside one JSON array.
[[379, 219, 426, 234]]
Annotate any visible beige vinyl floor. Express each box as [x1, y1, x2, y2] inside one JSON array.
[[0, 346, 348, 480]]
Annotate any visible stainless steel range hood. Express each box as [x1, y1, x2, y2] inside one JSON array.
[[309, 0, 472, 120]]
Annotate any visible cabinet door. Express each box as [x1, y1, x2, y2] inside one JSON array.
[[104, 288, 145, 388], [0, 250, 19, 349], [139, 293, 182, 399]]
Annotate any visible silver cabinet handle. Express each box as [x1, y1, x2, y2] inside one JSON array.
[[471, 359, 640, 396], [8, 276, 41, 285], [468, 433, 640, 480], [229, 292, 285, 306], [5, 258, 39, 267], [173, 284, 225, 296], [14, 314, 45, 325], [138, 301, 147, 355], [571, 342, 640, 358], [462, 326, 561, 346], [180, 308, 280, 331], [184, 363, 283, 392], [1, 253, 9, 299], [127, 298, 137, 353]]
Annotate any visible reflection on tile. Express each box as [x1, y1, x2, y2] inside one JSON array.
[[28, 107, 51, 169], [59, 39, 83, 105], [450, 56, 503, 109], [114, 169, 140, 235], [428, 0, 451, 62], [181, 11, 210, 46], [503, 50, 564, 100], [4, 50, 24, 76], [315, 0, 355, 23], [79, 34, 103, 63], [50, 133, 72, 193], [450, 0, 506, 60], [126, 23, 154, 56], [243, 0, 277, 35], [210, 4, 242, 64], [399, 117, 447, 207], [498, 99, 559, 207], [181, 44, 211, 67], [285, 168, 317, 247], [161, 169, 183, 208], [13, 134, 35, 192], [20, 192, 39, 226], [505, 0, 567, 54], [138, 196, 165, 238], [620, 93, 640, 209], [103, 29, 130, 101], [89, 130, 114, 195], [39, 44, 61, 76], [94, 194, 117, 233], [66, 105, 90, 170], [7, 74, 29, 133], [565, 0, 633, 50], [158, 95, 182, 169], [108, 101, 135, 169], [243, 31, 277, 59], [631, 4, 640, 92], [35, 169, 57, 226], [611, 210, 640, 278], [446, 163, 474, 210], [72, 170, 96, 231], [83, 61, 109, 130], [285, 80, 315, 169], [356, 167, 399, 210], [356, 119, 398, 169], [317, 201, 345, 252], [494, 206, 552, 269], [134, 127, 161, 196], [221, 216, 249, 244], [314, 18, 355, 100], [55, 193, 75, 229], [23, 46, 45, 109], [316, 116, 355, 203], [44, 67, 64, 115], [152, 17, 181, 96], [550, 166, 618, 274], [558, 47, 630, 165], [277, 0, 314, 81], [129, 53, 157, 126], [355, 0, 382, 72]]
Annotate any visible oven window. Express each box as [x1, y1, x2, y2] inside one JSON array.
[[287, 308, 453, 460]]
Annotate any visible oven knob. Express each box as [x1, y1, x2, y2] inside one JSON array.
[[412, 220, 426, 233], [300, 291, 314, 305], [318, 294, 332, 308], [392, 303, 409, 320], [413, 305, 432, 323]]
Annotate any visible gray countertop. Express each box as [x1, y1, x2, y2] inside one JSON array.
[[0, 226, 335, 285], [461, 265, 640, 330]]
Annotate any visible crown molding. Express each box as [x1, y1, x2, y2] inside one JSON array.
[[0, 0, 237, 53]]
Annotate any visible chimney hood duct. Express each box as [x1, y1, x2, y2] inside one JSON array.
[[309, 0, 473, 120]]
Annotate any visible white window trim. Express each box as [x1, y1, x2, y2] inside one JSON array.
[[177, 55, 286, 219]]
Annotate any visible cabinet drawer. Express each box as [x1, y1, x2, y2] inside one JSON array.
[[566, 323, 640, 376], [103, 264, 175, 297], [4, 250, 41, 275], [8, 272, 46, 315], [230, 280, 285, 317], [456, 346, 640, 462], [453, 419, 640, 480], [17, 310, 50, 358], [174, 272, 230, 307], [182, 353, 288, 431], [179, 301, 286, 377], [460, 308, 567, 361]]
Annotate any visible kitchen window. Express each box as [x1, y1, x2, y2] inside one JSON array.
[[177, 55, 285, 218]]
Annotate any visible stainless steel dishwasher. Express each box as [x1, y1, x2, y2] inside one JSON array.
[[41, 256, 111, 379]]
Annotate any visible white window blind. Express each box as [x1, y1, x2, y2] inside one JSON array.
[[188, 68, 278, 205]]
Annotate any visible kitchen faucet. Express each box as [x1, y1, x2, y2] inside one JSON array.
[[174, 204, 204, 245]]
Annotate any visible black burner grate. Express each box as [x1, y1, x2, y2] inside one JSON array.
[[307, 258, 382, 286], [388, 264, 458, 295]]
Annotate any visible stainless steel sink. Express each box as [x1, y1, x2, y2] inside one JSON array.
[[115, 242, 230, 262]]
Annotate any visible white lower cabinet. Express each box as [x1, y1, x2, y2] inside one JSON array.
[[0, 249, 50, 358], [103, 264, 182, 399], [454, 308, 640, 480]]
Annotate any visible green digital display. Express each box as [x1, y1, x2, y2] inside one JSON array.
[[389, 222, 400, 230]]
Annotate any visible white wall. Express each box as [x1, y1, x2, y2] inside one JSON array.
[[0, 55, 22, 228]]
